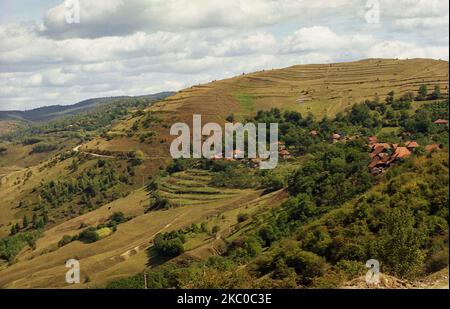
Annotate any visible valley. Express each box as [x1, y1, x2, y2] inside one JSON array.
[[0, 58, 448, 289]]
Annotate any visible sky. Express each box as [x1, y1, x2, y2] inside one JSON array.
[[0, 0, 448, 111]]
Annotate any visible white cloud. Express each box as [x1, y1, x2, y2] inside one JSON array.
[[282, 26, 376, 55], [368, 40, 449, 59], [41, 0, 356, 38], [0, 0, 448, 110]]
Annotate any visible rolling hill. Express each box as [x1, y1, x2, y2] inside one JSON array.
[[0, 92, 175, 123], [0, 58, 448, 288]]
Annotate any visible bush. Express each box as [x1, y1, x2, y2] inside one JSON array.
[[211, 225, 220, 235], [377, 208, 426, 279], [286, 250, 326, 285], [166, 158, 195, 174], [31, 143, 58, 153], [425, 249, 449, 274], [237, 213, 250, 223], [110, 212, 126, 224], [78, 227, 100, 243], [58, 235, 74, 247], [335, 260, 366, 280], [148, 195, 171, 211], [22, 137, 43, 145], [96, 227, 112, 239], [262, 174, 284, 192], [0, 230, 42, 262], [153, 233, 184, 258]]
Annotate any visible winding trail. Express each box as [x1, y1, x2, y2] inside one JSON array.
[[72, 144, 116, 158]]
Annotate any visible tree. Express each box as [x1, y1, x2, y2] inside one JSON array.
[[237, 213, 250, 223], [58, 235, 74, 247], [110, 212, 126, 224], [43, 213, 49, 225], [32, 214, 38, 228], [226, 113, 235, 122], [417, 84, 428, 100], [262, 173, 284, 193], [286, 250, 326, 285], [400, 92, 414, 103], [211, 225, 220, 236], [153, 233, 184, 257], [200, 222, 209, 233], [10, 224, 18, 235], [22, 216, 29, 229], [69, 159, 79, 172], [377, 208, 425, 279], [130, 150, 144, 166], [79, 227, 100, 243], [430, 85, 442, 100], [385, 91, 395, 104]]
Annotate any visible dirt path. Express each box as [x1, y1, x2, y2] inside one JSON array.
[[72, 144, 116, 158]]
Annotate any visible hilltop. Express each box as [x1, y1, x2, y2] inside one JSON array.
[[150, 58, 448, 122]]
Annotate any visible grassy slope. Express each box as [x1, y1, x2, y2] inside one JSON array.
[[0, 58, 448, 288], [150, 58, 448, 124], [0, 169, 265, 288]]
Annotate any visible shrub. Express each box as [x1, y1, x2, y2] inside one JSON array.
[[148, 195, 171, 211], [262, 174, 284, 192], [286, 250, 326, 285], [335, 260, 366, 280], [96, 227, 112, 239], [377, 208, 426, 279], [58, 235, 74, 247], [110, 212, 126, 224], [237, 213, 250, 223], [153, 233, 184, 258], [211, 225, 220, 236], [78, 227, 100, 243], [22, 137, 43, 145], [0, 230, 42, 262], [31, 143, 58, 153]]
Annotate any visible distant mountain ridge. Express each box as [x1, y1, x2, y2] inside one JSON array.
[[0, 92, 175, 122]]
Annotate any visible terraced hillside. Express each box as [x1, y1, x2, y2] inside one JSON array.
[[150, 58, 448, 124], [156, 169, 249, 207], [0, 166, 265, 288]]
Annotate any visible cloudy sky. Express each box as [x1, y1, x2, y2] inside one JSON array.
[[0, 0, 448, 110]]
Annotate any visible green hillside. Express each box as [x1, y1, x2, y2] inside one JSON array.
[[0, 59, 448, 288]]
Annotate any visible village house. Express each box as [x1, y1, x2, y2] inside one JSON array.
[[279, 149, 291, 159], [425, 144, 444, 152], [331, 133, 341, 143], [433, 119, 449, 125], [405, 141, 420, 151], [368, 136, 378, 145], [367, 139, 413, 175]]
